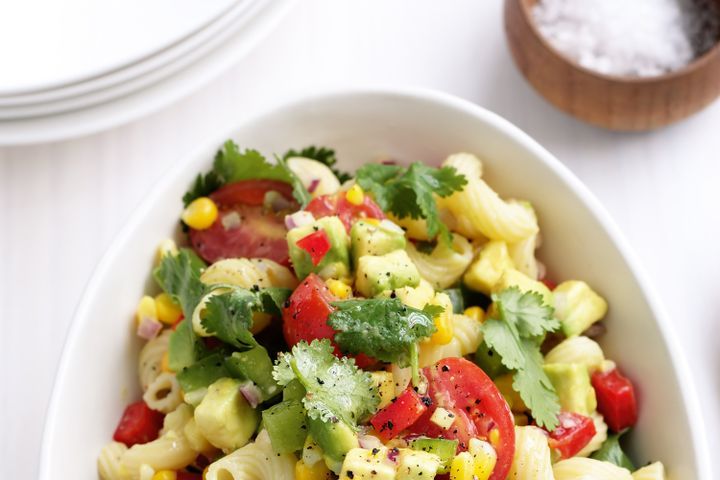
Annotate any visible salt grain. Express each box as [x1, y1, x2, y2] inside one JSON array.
[[532, 0, 720, 77]]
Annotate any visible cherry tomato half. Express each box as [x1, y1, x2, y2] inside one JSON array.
[[305, 192, 385, 232], [370, 387, 430, 442], [408, 358, 515, 480], [282, 273, 374, 368], [188, 180, 297, 265]]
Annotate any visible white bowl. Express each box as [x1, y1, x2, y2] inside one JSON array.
[[39, 88, 710, 479]]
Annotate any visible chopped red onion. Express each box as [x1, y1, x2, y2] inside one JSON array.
[[239, 382, 263, 408], [358, 434, 383, 450], [136, 316, 162, 340], [308, 178, 321, 193], [221, 211, 242, 230], [387, 447, 400, 463], [285, 211, 315, 230]]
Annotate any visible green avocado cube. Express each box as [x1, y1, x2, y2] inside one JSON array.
[[350, 220, 406, 266], [355, 249, 421, 297], [544, 362, 597, 416]]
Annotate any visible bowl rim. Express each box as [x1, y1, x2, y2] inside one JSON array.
[[513, 0, 720, 84], [38, 86, 712, 479]]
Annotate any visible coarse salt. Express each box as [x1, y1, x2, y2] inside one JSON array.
[[532, 0, 720, 77]]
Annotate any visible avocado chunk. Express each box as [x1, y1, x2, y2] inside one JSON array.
[[350, 219, 406, 265], [282, 378, 307, 402], [463, 240, 515, 294], [262, 400, 307, 453], [287, 216, 350, 280], [339, 447, 396, 480], [409, 437, 458, 474], [193, 377, 259, 451], [553, 280, 608, 337], [225, 345, 280, 401], [396, 448, 441, 479], [492, 268, 554, 307], [308, 416, 359, 474], [544, 362, 597, 415], [355, 249, 421, 297]]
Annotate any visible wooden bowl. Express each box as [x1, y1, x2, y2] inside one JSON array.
[[505, 0, 720, 131]]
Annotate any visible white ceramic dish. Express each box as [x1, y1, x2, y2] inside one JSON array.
[[0, 0, 295, 145], [39, 88, 710, 479]]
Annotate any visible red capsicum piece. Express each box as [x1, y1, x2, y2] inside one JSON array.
[[591, 368, 638, 432], [296, 230, 331, 266], [112, 401, 165, 447], [547, 411, 597, 459]]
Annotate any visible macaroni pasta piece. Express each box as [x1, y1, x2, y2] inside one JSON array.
[[545, 336, 606, 372], [142, 372, 183, 414], [405, 233, 474, 289], [418, 313, 483, 368], [137, 330, 170, 392], [439, 153, 538, 243], [200, 258, 298, 290], [507, 202, 540, 279], [553, 457, 633, 480], [632, 462, 667, 479], [97, 442, 129, 480], [204, 430, 295, 480], [506, 426, 554, 479]]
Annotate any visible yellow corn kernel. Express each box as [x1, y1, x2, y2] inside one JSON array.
[[156, 238, 178, 264], [250, 312, 272, 334], [468, 438, 497, 480], [295, 459, 332, 480], [345, 184, 365, 205], [326, 278, 352, 299], [463, 306, 485, 323], [488, 428, 500, 447], [364, 218, 381, 226], [137, 295, 158, 326], [182, 197, 218, 230], [152, 471, 177, 480], [428, 293, 454, 345], [450, 451, 475, 480], [494, 374, 526, 412], [155, 293, 183, 325]]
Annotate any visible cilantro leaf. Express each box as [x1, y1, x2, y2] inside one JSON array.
[[182, 171, 222, 207], [168, 317, 209, 372], [213, 141, 289, 184], [591, 432, 636, 470], [328, 298, 440, 366], [283, 145, 353, 183], [481, 287, 561, 429], [355, 162, 467, 243], [154, 248, 207, 319], [273, 339, 379, 427]]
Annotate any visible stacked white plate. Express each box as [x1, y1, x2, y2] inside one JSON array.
[[0, 0, 294, 145]]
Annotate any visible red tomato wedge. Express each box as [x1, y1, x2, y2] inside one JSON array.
[[188, 180, 297, 265], [591, 368, 638, 432], [305, 192, 385, 232], [295, 230, 331, 266], [370, 387, 430, 441], [282, 274, 374, 368], [408, 358, 515, 480], [547, 411, 596, 459], [112, 401, 164, 447]]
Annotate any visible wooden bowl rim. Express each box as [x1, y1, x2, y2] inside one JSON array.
[[515, 0, 720, 85]]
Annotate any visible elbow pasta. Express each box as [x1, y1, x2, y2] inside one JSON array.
[[137, 330, 171, 392], [405, 233, 474, 289], [98, 442, 129, 480], [204, 430, 295, 480], [286, 157, 341, 197], [418, 313, 483, 368], [439, 153, 538, 243], [506, 426, 554, 479], [576, 412, 608, 457], [632, 462, 666, 479], [200, 258, 298, 290], [142, 372, 183, 414], [120, 404, 198, 476], [553, 457, 633, 479], [545, 336, 606, 372], [507, 203, 540, 279]]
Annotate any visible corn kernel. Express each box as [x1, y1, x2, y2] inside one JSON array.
[[468, 438, 497, 480], [182, 197, 218, 230], [160, 351, 171, 373], [250, 312, 272, 334], [463, 306, 485, 323], [295, 459, 333, 480], [363, 218, 381, 226], [345, 184, 365, 206], [450, 451, 475, 480], [155, 293, 182, 325], [488, 428, 500, 447], [152, 471, 177, 480], [428, 293, 454, 345], [137, 295, 158, 326], [326, 278, 352, 299], [156, 238, 178, 264]]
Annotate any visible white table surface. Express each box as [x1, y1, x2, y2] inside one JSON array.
[[1, 1, 718, 478]]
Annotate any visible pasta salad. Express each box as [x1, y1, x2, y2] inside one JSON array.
[[98, 143, 665, 480]]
